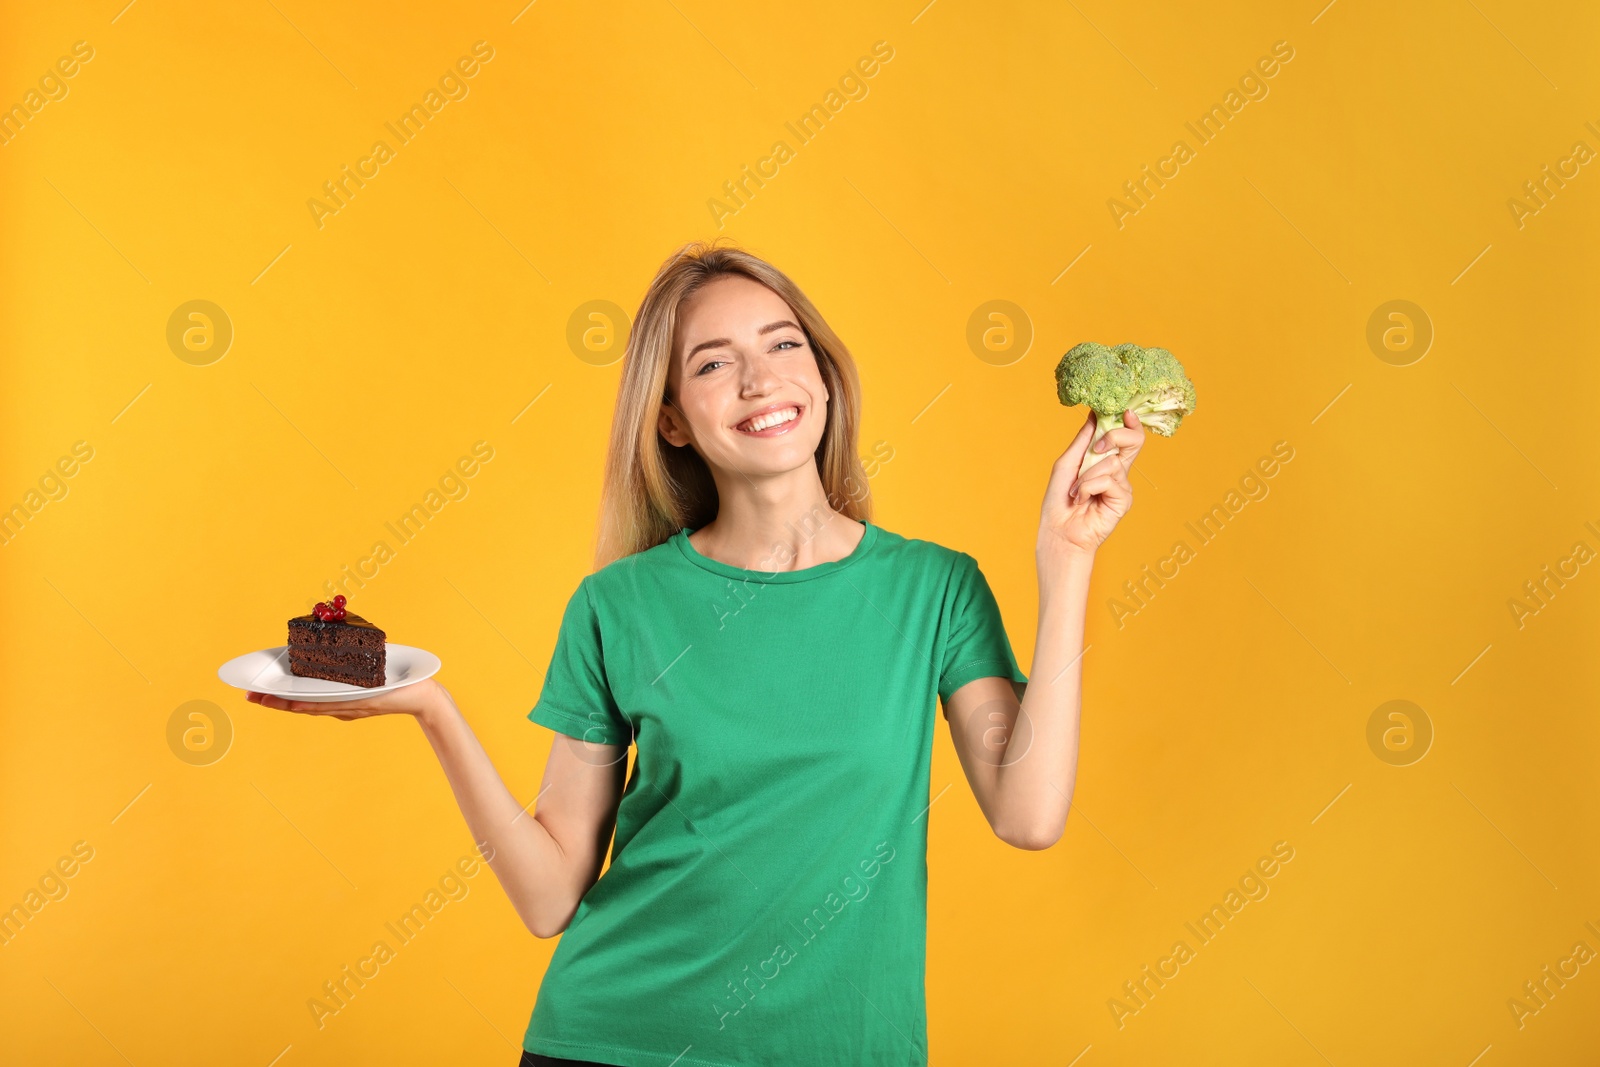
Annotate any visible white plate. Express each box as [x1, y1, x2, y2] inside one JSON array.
[[218, 644, 441, 703]]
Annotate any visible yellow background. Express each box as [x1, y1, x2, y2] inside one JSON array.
[[3, 1, 1596, 1064]]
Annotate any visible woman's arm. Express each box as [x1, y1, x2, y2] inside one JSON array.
[[247, 678, 627, 937], [945, 551, 1093, 850], [946, 409, 1143, 850], [415, 684, 628, 936]]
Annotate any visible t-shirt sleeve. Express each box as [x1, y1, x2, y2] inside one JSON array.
[[938, 552, 1029, 706], [526, 576, 632, 746]]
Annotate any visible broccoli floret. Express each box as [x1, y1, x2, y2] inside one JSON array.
[[1054, 342, 1197, 477]]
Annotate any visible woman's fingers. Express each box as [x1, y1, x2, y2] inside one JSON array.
[[1091, 427, 1135, 450], [246, 691, 371, 715], [1050, 412, 1097, 505], [1076, 474, 1116, 499], [1071, 412, 1141, 493], [1056, 409, 1094, 470], [1091, 427, 1143, 455], [1077, 454, 1134, 499], [1073, 452, 1123, 494], [1077, 464, 1133, 508], [1081, 473, 1120, 499], [1086, 410, 1146, 452]]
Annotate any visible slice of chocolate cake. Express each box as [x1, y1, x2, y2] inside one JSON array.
[[288, 609, 387, 688]]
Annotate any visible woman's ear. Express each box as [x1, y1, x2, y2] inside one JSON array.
[[658, 404, 689, 448]]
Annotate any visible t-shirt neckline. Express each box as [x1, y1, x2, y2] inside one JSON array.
[[673, 519, 879, 583]]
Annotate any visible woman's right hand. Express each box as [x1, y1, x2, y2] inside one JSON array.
[[247, 676, 450, 723]]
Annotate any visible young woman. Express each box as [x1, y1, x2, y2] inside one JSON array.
[[248, 241, 1144, 1066]]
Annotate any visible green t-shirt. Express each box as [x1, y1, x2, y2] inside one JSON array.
[[523, 519, 1028, 1067]]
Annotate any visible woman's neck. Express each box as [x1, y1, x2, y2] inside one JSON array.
[[689, 481, 863, 572]]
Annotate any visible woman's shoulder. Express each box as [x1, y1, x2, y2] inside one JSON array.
[[585, 535, 682, 590], [871, 520, 964, 553], [865, 522, 974, 574]]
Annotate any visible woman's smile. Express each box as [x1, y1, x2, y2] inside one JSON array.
[[733, 402, 804, 437]]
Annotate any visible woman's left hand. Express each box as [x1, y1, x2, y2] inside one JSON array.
[[1039, 409, 1145, 558]]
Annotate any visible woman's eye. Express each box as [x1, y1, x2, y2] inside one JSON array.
[[694, 341, 799, 375]]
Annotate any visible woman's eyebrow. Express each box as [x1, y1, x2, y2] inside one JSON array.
[[685, 320, 802, 360]]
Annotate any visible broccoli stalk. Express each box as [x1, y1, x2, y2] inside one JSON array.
[[1054, 342, 1197, 479]]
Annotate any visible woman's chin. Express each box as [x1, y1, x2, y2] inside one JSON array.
[[719, 444, 823, 480]]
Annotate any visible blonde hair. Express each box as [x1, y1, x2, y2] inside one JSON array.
[[594, 239, 873, 569]]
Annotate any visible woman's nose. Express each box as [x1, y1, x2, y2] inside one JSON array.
[[737, 353, 781, 393]]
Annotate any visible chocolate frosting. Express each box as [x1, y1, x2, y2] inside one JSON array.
[[289, 611, 382, 633]]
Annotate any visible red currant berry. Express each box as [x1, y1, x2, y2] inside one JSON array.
[[315, 602, 327, 615], [333, 594, 346, 608], [334, 608, 346, 620]]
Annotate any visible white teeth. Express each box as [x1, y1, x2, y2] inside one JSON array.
[[739, 406, 798, 432]]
